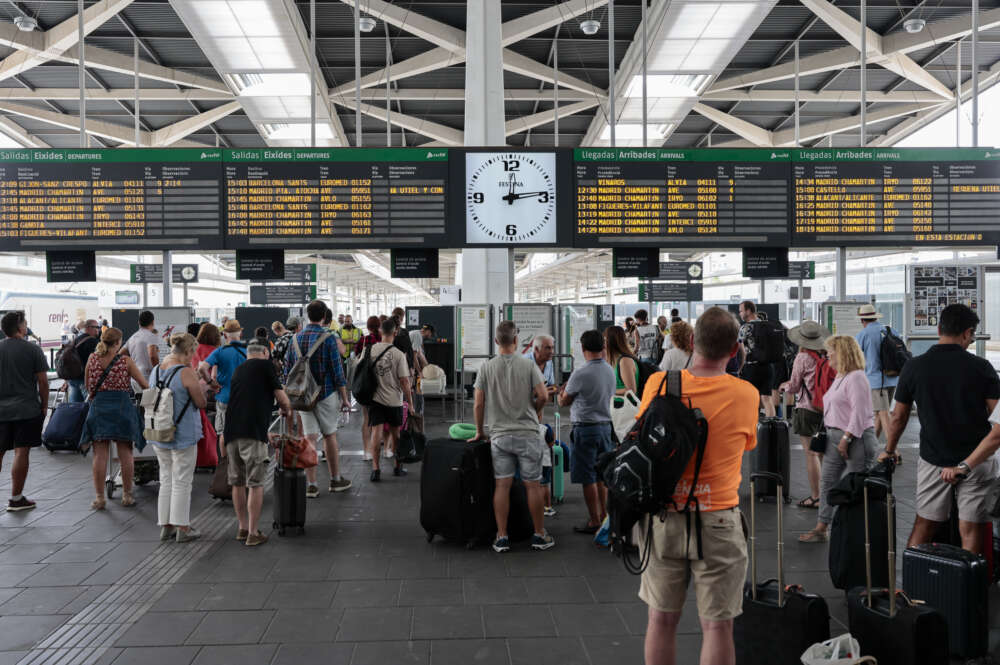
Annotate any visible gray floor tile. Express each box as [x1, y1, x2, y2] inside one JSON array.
[[190, 644, 277, 665], [523, 577, 596, 604], [19, 562, 106, 587], [266, 557, 333, 582], [350, 640, 429, 665], [327, 556, 389, 581], [152, 584, 210, 612], [337, 607, 413, 642], [550, 603, 629, 636], [271, 643, 355, 665], [261, 608, 343, 643], [503, 553, 567, 577], [109, 646, 200, 665], [0, 614, 66, 650], [483, 605, 556, 638], [9, 527, 80, 544], [411, 605, 484, 640], [0, 563, 45, 586], [41, 542, 116, 563], [0, 544, 65, 564], [508, 637, 588, 665], [463, 577, 529, 605], [332, 580, 401, 608], [185, 610, 274, 645], [59, 585, 108, 614], [582, 635, 645, 664], [429, 639, 509, 665], [0, 652, 27, 665], [398, 578, 463, 606], [115, 612, 205, 647], [387, 556, 448, 579], [584, 575, 642, 603], [196, 582, 274, 611], [0, 587, 22, 606], [265, 581, 338, 609], [0, 586, 84, 615]]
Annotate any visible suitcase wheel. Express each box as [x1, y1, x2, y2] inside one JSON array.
[[425, 532, 434, 543], [105, 480, 115, 499]]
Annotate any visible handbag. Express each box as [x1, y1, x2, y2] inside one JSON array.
[[809, 426, 829, 454], [610, 391, 641, 443], [269, 415, 318, 470]]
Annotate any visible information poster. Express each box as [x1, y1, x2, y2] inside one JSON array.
[[823, 302, 865, 338], [504, 304, 553, 356], [46, 250, 96, 282], [458, 305, 491, 372], [909, 265, 981, 333], [559, 304, 596, 373]]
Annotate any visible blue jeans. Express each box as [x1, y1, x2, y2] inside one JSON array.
[[67, 379, 86, 403], [570, 422, 613, 485]]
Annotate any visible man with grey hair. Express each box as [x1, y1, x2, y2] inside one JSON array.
[[66, 318, 100, 402], [523, 333, 556, 392], [471, 321, 554, 553], [224, 340, 292, 546], [273, 316, 302, 379]]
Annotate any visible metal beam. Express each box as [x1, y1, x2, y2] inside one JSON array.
[[0, 116, 48, 147], [501, 0, 608, 46], [701, 89, 950, 103], [150, 101, 241, 146], [330, 88, 596, 102], [505, 100, 599, 136], [331, 98, 463, 145], [0, 88, 235, 101], [691, 103, 773, 146]]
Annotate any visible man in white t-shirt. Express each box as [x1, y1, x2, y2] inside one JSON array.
[[632, 309, 659, 364], [124, 310, 160, 392]]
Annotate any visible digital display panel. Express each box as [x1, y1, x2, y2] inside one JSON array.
[[224, 148, 450, 249], [792, 148, 1000, 247], [573, 148, 791, 248], [0, 148, 223, 251]]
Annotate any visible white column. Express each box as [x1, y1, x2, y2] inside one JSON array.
[[461, 0, 514, 314], [835, 247, 847, 299], [162, 251, 173, 307]]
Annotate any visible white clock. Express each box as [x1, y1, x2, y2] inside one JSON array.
[[180, 266, 197, 282], [465, 152, 557, 244]]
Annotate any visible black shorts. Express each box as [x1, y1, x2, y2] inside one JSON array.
[[740, 363, 774, 396], [369, 402, 404, 428], [772, 360, 789, 386], [0, 415, 44, 452]]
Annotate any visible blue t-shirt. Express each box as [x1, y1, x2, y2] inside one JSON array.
[[522, 348, 555, 386], [204, 341, 248, 404], [854, 322, 899, 390]]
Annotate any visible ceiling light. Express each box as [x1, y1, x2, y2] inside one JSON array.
[[903, 18, 926, 33], [580, 19, 601, 36], [13, 15, 37, 32], [359, 16, 377, 33]]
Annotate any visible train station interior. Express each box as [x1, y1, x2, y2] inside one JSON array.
[[0, 1, 998, 664]]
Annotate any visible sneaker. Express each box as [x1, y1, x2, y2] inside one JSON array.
[[176, 527, 201, 543], [6, 496, 35, 512], [531, 532, 555, 551], [384, 449, 394, 459], [306, 484, 320, 498], [369, 469, 381, 483], [159, 526, 176, 541], [318, 450, 327, 461], [543, 506, 557, 517], [330, 477, 352, 492], [362, 452, 372, 461], [245, 531, 269, 547], [492, 536, 511, 553]]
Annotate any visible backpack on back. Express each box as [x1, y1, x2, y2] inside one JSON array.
[[55, 337, 86, 380], [141, 366, 191, 442], [285, 332, 332, 412], [746, 320, 786, 364], [634, 357, 660, 396], [879, 326, 911, 378], [597, 370, 709, 574], [351, 345, 394, 407], [804, 349, 837, 411]]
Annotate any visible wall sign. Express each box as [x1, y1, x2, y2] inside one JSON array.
[[249, 283, 317, 305], [658, 261, 703, 281], [391, 248, 439, 278], [742, 247, 789, 279], [236, 249, 284, 281], [908, 264, 981, 333], [130, 264, 199, 284], [46, 250, 96, 282], [612, 248, 659, 278], [638, 282, 703, 302]]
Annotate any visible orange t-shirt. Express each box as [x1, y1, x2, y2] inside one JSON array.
[[637, 369, 759, 512]]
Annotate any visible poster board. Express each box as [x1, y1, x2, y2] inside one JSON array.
[[503, 304, 555, 357], [457, 304, 492, 372], [907, 264, 983, 335], [558, 304, 597, 373], [112, 307, 192, 358], [821, 302, 866, 338]]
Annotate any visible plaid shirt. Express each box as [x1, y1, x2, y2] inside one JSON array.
[[283, 324, 346, 400]]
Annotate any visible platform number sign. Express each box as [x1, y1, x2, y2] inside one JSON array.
[[465, 152, 558, 244]]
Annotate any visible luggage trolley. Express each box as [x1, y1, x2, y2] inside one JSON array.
[[105, 395, 158, 499]]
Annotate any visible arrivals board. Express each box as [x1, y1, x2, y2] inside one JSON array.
[[573, 148, 791, 248], [792, 148, 1000, 247], [0, 148, 223, 251], [224, 148, 450, 249]]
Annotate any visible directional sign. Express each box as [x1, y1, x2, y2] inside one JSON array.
[[788, 261, 816, 280], [657, 261, 704, 281], [46, 251, 96, 283], [638, 282, 703, 302], [612, 248, 659, 278], [130, 264, 199, 284], [249, 284, 317, 305], [743, 248, 789, 279]]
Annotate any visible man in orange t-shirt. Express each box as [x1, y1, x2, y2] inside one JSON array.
[[636, 306, 759, 665]]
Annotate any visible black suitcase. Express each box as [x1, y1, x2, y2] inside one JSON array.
[[272, 438, 306, 536], [847, 477, 949, 665], [753, 418, 789, 502], [902, 542, 989, 657], [828, 471, 893, 591], [735, 472, 830, 665]]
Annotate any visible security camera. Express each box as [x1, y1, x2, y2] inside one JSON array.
[[903, 18, 925, 34], [359, 16, 377, 33], [13, 16, 37, 32], [580, 19, 601, 36]]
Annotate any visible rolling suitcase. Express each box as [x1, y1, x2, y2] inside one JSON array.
[[41, 401, 88, 453], [421, 438, 496, 548], [828, 471, 893, 591], [735, 472, 830, 665], [847, 477, 949, 665], [551, 412, 565, 503], [753, 418, 789, 502], [272, 438, 307, 536]]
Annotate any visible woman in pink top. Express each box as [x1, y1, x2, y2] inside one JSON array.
[[799, 335, 877, 543]]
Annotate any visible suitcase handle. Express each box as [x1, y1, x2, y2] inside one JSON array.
[[862, 476, 896, 615], [748, 473, 784, 607]]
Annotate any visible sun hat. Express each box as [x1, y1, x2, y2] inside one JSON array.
[[857, 304, 883, 319], [222, 319, 242, 334], [787, 320, 831, 352]]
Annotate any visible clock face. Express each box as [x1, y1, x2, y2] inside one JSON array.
[[180, 266, 196, 281], [465, 152, 557, 244]]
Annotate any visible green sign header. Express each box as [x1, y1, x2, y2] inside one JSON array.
[[223, 148, 449, 162], [0, 148, 222, 163], [792, 148, 1000, 162], [575, 148, 792, 162]]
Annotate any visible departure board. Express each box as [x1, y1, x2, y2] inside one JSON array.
[[224, 148, 450, 248], [0, 148, 223, 251], [792, 148, 1000, 247], [573, 148, 791, 247]]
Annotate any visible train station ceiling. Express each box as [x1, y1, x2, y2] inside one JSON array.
[[0, 0, 995, 150]]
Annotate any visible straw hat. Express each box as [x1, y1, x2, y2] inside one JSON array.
[[222, 319, 242, 334], [857, 304, 883, 319], [787, 320, 830, 352]]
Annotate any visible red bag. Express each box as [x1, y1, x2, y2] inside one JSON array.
[[270, 415, 318, 470], [196, 409, 219, 467], [805, 349, 837, 411]]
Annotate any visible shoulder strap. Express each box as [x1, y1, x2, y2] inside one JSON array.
[[163, 365, 192, 424], [373, 346, 394, 365], [666, 370, 682, 398], [683, 353, 692, 369], [89, 354, 121, 399], [305, 332, 331, 359]]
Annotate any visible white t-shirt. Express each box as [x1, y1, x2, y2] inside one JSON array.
[[635, 324, 659, 361], [409, 329, 424, 355], [125, 327, 160, 390]]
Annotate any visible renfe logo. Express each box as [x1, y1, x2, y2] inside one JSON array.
[[48, 310, 69, 324]]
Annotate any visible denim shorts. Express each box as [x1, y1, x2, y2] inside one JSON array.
[[570, 422, 613, 485], [540, 465, 552, 486]]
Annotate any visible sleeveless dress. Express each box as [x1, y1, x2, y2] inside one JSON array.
[[80, 354, 145, 448]]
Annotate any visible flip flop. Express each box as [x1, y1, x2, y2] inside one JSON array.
[[797, 496, 820, 509]]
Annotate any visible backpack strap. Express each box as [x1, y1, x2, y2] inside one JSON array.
[[305, 332, 332, 359], [666, 369, 710, 560], [666, 369, 682, 398], [164, 365, 192, 425]]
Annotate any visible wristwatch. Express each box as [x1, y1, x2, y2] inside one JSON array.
[[957, 461, 971, 475]]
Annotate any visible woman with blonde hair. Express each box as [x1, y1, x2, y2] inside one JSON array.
[[658, 320, 694, 371], [80, 327, 149, 510], [149, 333, 207, 542], [799, 334, 877, 543]]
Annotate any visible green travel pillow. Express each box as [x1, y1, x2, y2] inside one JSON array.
[[449, 423, 477, 440]]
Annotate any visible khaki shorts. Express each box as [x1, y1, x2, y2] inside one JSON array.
[[226, 438, 269, 488], [299, 392, 341, 437], [917, 456, 999, 523], [791, 407, 823, 438], [639, 507, 748, 621], [871, 386, 895, 412], [214, 401, 227, 435]]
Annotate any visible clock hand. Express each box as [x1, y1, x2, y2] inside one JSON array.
[[509, 191, 547, 201], [503, 173, 518, 205]]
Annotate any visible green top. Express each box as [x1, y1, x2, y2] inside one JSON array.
[[614, 356, 639, 391]]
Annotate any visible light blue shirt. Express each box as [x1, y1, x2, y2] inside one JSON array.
[[855, 321, 899, 390], [522, 348, 555, 386]]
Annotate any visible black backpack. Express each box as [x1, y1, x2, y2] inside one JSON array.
[[597, 370, 708, 574], [55, 337, 86, 380], [635, 357, 660, 396], [746, 319, 786, 364], [351, 345, 393, 407], [879, 327, 911, 378]]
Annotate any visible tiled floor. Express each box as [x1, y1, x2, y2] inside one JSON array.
[[0, 405, 995, 664]]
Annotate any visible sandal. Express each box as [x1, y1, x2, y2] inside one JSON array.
[[90, 497, 106, 511], [798, 528, 829, 543], [121, 493, 135, 508], [797, 496, 820, 509]]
